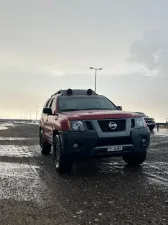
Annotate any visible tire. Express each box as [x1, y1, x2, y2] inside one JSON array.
[[122, 151, 147, 166], [39, 129, 51, 155], [149, 125, 155, 131], [53, 134, 73, 174]]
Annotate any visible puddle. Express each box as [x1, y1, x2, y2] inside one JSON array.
[[0, 143, 49, 205], [144, 162, 168, 189], [97, 161, 126, 174], [0, 123, 14, 130], [148, 177, 168, 187], [146, 174, 168, 188], [0, 137, 28, 141], [154, 128, 168, 137], [0, 145, 39, 157], [0, 162, 49, 204], [0, 162, 39, 178], [155, 133, 168, 137], [13, 121, 39, 125]]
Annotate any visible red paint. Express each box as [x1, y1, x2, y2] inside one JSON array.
[[40, 92, 142, 141], [61, 110, 140, 120], [54, 110, 140, 132]]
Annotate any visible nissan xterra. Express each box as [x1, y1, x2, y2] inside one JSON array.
[[39, 89, 150, 173]]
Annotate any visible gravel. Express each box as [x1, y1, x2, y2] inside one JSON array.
[[0, 123, 168, 225]]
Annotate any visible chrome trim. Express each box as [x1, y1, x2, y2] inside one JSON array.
[[94, 144, 134, 150], [92, 118, 132, 138]]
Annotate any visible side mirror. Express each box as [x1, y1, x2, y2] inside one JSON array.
[[43, 107, 52, 115], [117, 106, 122, 110]]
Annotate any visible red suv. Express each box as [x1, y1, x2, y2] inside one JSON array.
[[39, 89, 150, 173]]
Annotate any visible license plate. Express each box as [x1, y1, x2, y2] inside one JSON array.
[[107, 146, 123, 152]]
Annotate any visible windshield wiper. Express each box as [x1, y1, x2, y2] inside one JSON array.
[[84, 108, 114, 110], [61, 108, 115, 112], [61, 109, 79, 112]]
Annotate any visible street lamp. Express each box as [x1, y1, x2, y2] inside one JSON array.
[[36, 105, 40, 121], [90, 67, 103, 92], [28, 110, 32, 121]]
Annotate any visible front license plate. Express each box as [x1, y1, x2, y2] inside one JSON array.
[[107, 146, 123, 152]]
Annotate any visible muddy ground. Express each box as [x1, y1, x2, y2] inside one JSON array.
[[0, 123, 168, 225]]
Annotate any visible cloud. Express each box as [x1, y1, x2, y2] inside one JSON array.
[[127, 30, 168, 76], [125, 31, 168, 121], [0, 63, 168, 121], [1, 29, 168, 121]]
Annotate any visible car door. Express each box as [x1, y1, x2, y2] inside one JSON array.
[[46, 96, 59, 144], [42, 98, 52, 141], [41, 98, 50, 128]]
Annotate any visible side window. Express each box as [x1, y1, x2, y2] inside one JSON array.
[[46, 98, 52, 107], [49, 98, 54, 108], [43, 97, 57, 114], [43, 98, 50, 109], [51, 98, 56, 114]]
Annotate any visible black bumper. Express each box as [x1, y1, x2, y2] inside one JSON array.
[[60, 127, 150, 159]]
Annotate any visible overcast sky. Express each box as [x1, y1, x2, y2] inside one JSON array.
[[0, 0, 168, 121]]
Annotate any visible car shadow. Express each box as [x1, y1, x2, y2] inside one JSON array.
[[69, 158, 144, 177]]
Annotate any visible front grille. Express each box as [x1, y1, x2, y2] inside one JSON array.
[[98, 119, 126, 132], [85, 121, 94, 130], [96, 136, 132, 147]]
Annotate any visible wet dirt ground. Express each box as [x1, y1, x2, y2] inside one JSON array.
[[0, 123, 168, 225]]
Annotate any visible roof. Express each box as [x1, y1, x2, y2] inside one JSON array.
[[51, 89, 97, 97]]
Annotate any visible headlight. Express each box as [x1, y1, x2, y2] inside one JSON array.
[[135, 117, 147, 128], [71, 121, 86, 131]]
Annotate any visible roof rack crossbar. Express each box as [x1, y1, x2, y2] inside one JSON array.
[[50, 89, 97, 97], [51, 89, 62, 97]]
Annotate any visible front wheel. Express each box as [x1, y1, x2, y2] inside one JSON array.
[[53, 135, 73, 174], [122, 151, 147, 166]]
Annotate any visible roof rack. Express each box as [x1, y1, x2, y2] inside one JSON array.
[[51, 90, 62, 97], [51, 89, 97, 97]]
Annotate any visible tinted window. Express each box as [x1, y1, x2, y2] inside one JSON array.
[[51, 98, 56, 114], [46, 99, 52, 108], [49, 99, 54, 108], [43, 99, 51, 108], [59, 97, 117, 111]]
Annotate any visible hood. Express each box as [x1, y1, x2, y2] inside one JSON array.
[[61, 110, 140, 120]]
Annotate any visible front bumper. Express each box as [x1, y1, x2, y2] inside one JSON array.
[[145, 120, 155, 126], [60, 127, 150, 159]]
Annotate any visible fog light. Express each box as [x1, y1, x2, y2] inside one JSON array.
[[73, 143, 78, 149], [142, 138, 147, 144]]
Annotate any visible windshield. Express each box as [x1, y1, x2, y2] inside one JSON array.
[[59, 97, 118, 111]]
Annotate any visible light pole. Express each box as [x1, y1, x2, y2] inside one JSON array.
[[29, 110, 32, 121], [25, 112, 27, 121], [36, 106, 40, 121], [90, 67, 103, 92]]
